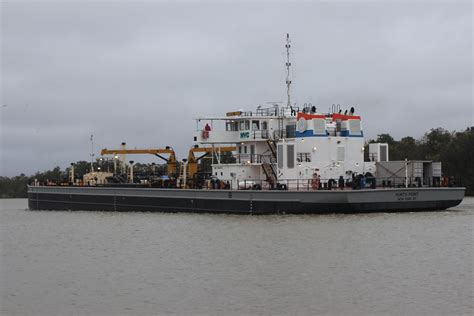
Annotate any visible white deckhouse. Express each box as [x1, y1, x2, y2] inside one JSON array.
[[192, 34, 377, 190]]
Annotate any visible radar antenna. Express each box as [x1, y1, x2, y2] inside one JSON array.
[[285, 33, 292, 108]]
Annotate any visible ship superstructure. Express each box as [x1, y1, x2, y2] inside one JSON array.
[[193, 104, 372, 190], [193, 34, 373, 190]]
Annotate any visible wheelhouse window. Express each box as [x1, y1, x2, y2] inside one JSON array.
[[226, 121, 238, 131], [239, 120, 250, 130], [252, 120, 260, 130]]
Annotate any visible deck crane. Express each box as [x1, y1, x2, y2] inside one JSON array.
[[181, 146, 236, 188], [100, 146, 177, 178]]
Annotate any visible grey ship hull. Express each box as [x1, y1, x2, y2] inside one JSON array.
[[27, 186, 464, 214]]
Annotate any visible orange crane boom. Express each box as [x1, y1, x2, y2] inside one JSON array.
[[100, 147, 177, 177], [185, 146, 237, 184], [100, 148, 175, 155]]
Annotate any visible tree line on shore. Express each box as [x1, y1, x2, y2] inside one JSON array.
[[1, 127, 472, 198], [364, 127, 473, 194]]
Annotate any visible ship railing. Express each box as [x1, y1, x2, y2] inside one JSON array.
[[249, 130, 270, 139], [255, 107, 279, 117], [235, 178, 331, 191], [34, 175, 464, 190], [373, 176, 462, 188], [238, 107, 284, 117], [272, 129, 285, 139], [250, 106, 300, 117], [238, 111, 254, 117], [259, 153, 277, 165], [271, 129, 296, 139], [232, 176, 463, 191], [234, 154, 274, 164]]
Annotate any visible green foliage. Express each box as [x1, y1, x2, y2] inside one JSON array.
[[366, 127, 474, 195], [72, 161, 95, 178], [1, 127, 473, 197], [0, 175, 29, 198], [374, 133, 396, 145], [32, 166, 64, 183], [440, 128, 474, 191]]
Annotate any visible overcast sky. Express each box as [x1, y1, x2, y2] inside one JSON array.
[[1, 1, 472, 176]]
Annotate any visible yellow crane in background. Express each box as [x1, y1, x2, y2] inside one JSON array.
[[182, 146, 236, 188], [100, 147, 177, 178], [99, 144, 236, 187]]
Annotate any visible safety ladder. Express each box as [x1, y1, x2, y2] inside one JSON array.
[[266, 139, 277, 161], [261, 155, 277, 188]]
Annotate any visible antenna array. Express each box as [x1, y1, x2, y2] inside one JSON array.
[[285, 33, 292, 108]]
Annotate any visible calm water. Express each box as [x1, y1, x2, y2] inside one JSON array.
[[1, 198, 473, 315]]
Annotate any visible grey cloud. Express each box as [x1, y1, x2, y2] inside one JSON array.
[[1, 1, 472, 176]]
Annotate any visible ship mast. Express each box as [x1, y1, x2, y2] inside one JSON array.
[[285, 33, 292, 108], [90, 134, 95, 172]]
